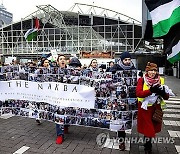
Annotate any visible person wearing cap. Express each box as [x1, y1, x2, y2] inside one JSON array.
[[69, 57, 82, 70], [136, 62, 169, 153], [109, 51, 136, 151], [109, 51, 135, 72]]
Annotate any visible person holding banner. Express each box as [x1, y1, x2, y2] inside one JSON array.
[[35, 58, 51, 124], [136, 62, 169, 153], [55, 54, 69, 144], [109, 51, 135, 72], [55, 56, 82, 144], [110, 51, 136, 151], [69, 57, 82, 70], [88, 59, 98, 71]]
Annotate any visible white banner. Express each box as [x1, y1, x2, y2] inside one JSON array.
[[0, 80, 95, 109]]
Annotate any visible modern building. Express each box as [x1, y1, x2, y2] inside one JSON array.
[[0, 4, 142, 60], [0, 4, 12, 27]]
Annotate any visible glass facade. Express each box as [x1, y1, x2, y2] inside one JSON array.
[[0, 4, 142, 58]]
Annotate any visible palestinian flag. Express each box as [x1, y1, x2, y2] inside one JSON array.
[[167, 41, 180, 64], [164, 24, 180, 64], [25, 18, 40, 41], [145, 0, 180, 38]]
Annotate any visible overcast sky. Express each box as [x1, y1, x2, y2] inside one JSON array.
[[2, 0, 142, 22]]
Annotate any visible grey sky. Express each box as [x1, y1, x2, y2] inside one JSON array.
[[2, 0, 142, 22]]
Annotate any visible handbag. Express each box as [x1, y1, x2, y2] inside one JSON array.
[[152, 104, 163, 123]]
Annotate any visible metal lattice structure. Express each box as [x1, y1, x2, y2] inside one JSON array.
[[0, 4, 142, 59]]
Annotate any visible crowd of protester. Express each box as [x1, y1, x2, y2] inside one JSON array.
[[0, 52, 170, 153]]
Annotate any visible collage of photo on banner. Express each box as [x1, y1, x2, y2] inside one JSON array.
[[0, 65, 139, 131]]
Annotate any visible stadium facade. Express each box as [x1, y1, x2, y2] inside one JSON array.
[[0, 4, 142, 59]]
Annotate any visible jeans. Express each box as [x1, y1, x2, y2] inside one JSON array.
[[56, 124, 64, 137]]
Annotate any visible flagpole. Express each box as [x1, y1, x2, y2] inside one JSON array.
[[11, 23, 13, 57], [32, 17, 33, 54]]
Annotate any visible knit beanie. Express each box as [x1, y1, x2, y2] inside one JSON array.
[[145, 62, 158, 72], [69, 57, 82, 67], [120, 51, 131, 61]]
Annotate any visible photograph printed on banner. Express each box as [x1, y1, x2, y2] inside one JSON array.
[[122, 111, 132, 121], [117, 99, 128, 111], [131, 78, 137, 86], [19, 72, 28, 80], [0, 67, 139, 130], [0, 107, 13, 115], [40, 110, 55, 121], [89, 117, 110, 128], [116, 85, 127, 99], [128, 86, 137, 98], [132, 110, 138, 126], [124, 77, 132, 86], [124, 120, 133, 129], [54, 114, 65, 125], [50, 67, 58, 74], [0, 73, 6, 81], [122, 70, 133, 77], [19, 108, 30, 117], [95, 98, 107, 109], [128, 98, 138, 110], [132, 70, 138, 78]]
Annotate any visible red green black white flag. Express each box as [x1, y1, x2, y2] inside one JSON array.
[[145, 0, 180, 64], [145, 0, 180, 38], [24, 18, 40, 41]]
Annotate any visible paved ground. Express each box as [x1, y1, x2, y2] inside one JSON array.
[[0, 75, 180, 154]]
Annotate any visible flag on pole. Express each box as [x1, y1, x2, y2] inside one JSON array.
[[145, 0, 180, 38], [24, 18, 40, 41], [164, 24, 180, 64], [167, 41, 180, 64], [145, 0, 180, 64]]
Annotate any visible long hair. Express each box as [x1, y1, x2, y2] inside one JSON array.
[[88, 59, 97, 68], [40, 58, 49, 67]]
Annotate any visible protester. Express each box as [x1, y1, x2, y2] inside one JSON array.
[[88, 59, 98, 71], [106, 61, 114, 72], [55, 56, 82, 144], [69, 57, 82, 70], [34, 58, 50, 124], [40, 58, 50, 68], [110, 51, 136, 151], [109, 51, 135, 72], [136, 62, 169, 153], [50, 59, 57, 67], [55, 54, 69, 144]]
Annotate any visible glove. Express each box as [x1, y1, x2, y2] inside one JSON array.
[[150, 85, 161, 93], [150, 85, 166, 97], [156, 86, 166, 97]]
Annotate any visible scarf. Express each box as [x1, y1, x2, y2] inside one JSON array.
[[144, 73, 160, 87], [118, 59, 134, 70], [89, 67, 98, 72]]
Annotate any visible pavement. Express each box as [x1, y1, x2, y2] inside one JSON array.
[[0, 75, 180, 154]]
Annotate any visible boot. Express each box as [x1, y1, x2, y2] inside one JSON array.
[[144, 139, 152, 153], [119, 142, 125, 151], [56, 135, 63, 144], [118, 131, 126, 151]]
